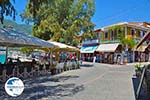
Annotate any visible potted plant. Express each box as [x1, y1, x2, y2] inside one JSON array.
[[63, 62, 67, 71], [50, 62, 57, 75], [77, 61, 80, 69], [72, 62, 76, 70], [135, 63, 142, 77]]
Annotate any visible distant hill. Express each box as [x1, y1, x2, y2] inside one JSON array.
[[0, 19, 32, 35]]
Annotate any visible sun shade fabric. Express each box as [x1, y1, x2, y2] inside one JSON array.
[[80, 45, 98, 53], [47, 40, 79, 51], [0, 28, 54, 48], [96, 43, 120, 52]]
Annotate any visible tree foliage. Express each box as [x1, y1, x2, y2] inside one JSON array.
[[20, 47, 34, 54], [0, 0, 48, 24], [0, 0, 16, 24], [22, 0, 95, 46], [0, 19, 32, 34], [119, 34, 136, 50]]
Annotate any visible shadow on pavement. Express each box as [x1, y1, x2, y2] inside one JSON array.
[[80, 63, 94, 67], [24, 75, 79, 84], [0, 75, 83, 100], [0, 83, 84, 100]]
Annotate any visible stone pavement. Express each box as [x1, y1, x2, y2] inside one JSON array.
[[0, 62, 137, 100]]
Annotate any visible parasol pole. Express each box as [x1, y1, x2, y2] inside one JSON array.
[[5, 46, 8, 63]]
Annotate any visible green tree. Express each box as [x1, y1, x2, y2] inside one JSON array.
[[119, 34, 136, 51], [126, 39, 137, 50], [22, 0, 95, 46], [119, 34, 137, 62], [0, 0, 49, 24], [108, 25, 136, 50], [0, 0, 16, 24], [20, 47, 34, 54]]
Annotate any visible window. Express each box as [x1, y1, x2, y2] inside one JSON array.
[[143, 31, 146, 37], [99, 32, 102, 40], [114, 30, 117, 39], [117, 30, 121, 39], [140, 31, 143, 37], [140, 31, 146, 37], [137, 30, 140, 37], [111, 31, 114, 40], [118, 30, 121, 34], [131, 29, 135, 36], [105, 32, 108, 38]]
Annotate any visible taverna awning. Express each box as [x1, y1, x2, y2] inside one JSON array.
[[47, 40, 79, 51], [0, 28, 54, 48], [80, 45, 98, 53], [96, 43, 120, 52]]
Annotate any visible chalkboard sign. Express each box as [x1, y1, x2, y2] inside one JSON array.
[[136, 65, 147, 99]]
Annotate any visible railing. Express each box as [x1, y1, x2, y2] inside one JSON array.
[[82, 39, 99, 45], [100, 40, 120, 43]]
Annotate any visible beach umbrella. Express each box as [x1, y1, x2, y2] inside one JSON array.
[[0, 27, 54, 62], [47, 40, 80, 62], [47, 40, 79, 51], [0, 27, 54, 48]]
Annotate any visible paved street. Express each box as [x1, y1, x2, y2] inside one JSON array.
[[0, 62, 136, 100]]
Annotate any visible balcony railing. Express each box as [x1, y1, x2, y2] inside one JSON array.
[[100, 40, 120, 43], [82, 39, 99, 45]]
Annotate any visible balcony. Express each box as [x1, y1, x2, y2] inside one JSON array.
[[82, 39, 99, 45], [100, 40, 120, 43]]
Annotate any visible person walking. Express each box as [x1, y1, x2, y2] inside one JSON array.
[[114, 55, 117, 64], [93, 55, 96, 64], [120, 54, 123, 65]]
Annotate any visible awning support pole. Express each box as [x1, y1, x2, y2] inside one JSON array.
[[5, 46, 8, 63]]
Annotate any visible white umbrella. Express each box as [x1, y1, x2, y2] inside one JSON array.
[[47, 40, 79, 51]]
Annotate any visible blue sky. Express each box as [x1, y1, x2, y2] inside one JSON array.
[[7, 0, 150, 29]]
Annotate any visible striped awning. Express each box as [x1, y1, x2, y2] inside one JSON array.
[[96, 43, 120, 52]]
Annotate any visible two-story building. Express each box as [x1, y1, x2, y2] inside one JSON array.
[[80, 22, 150, 64], [80, 29, 101, 62]]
